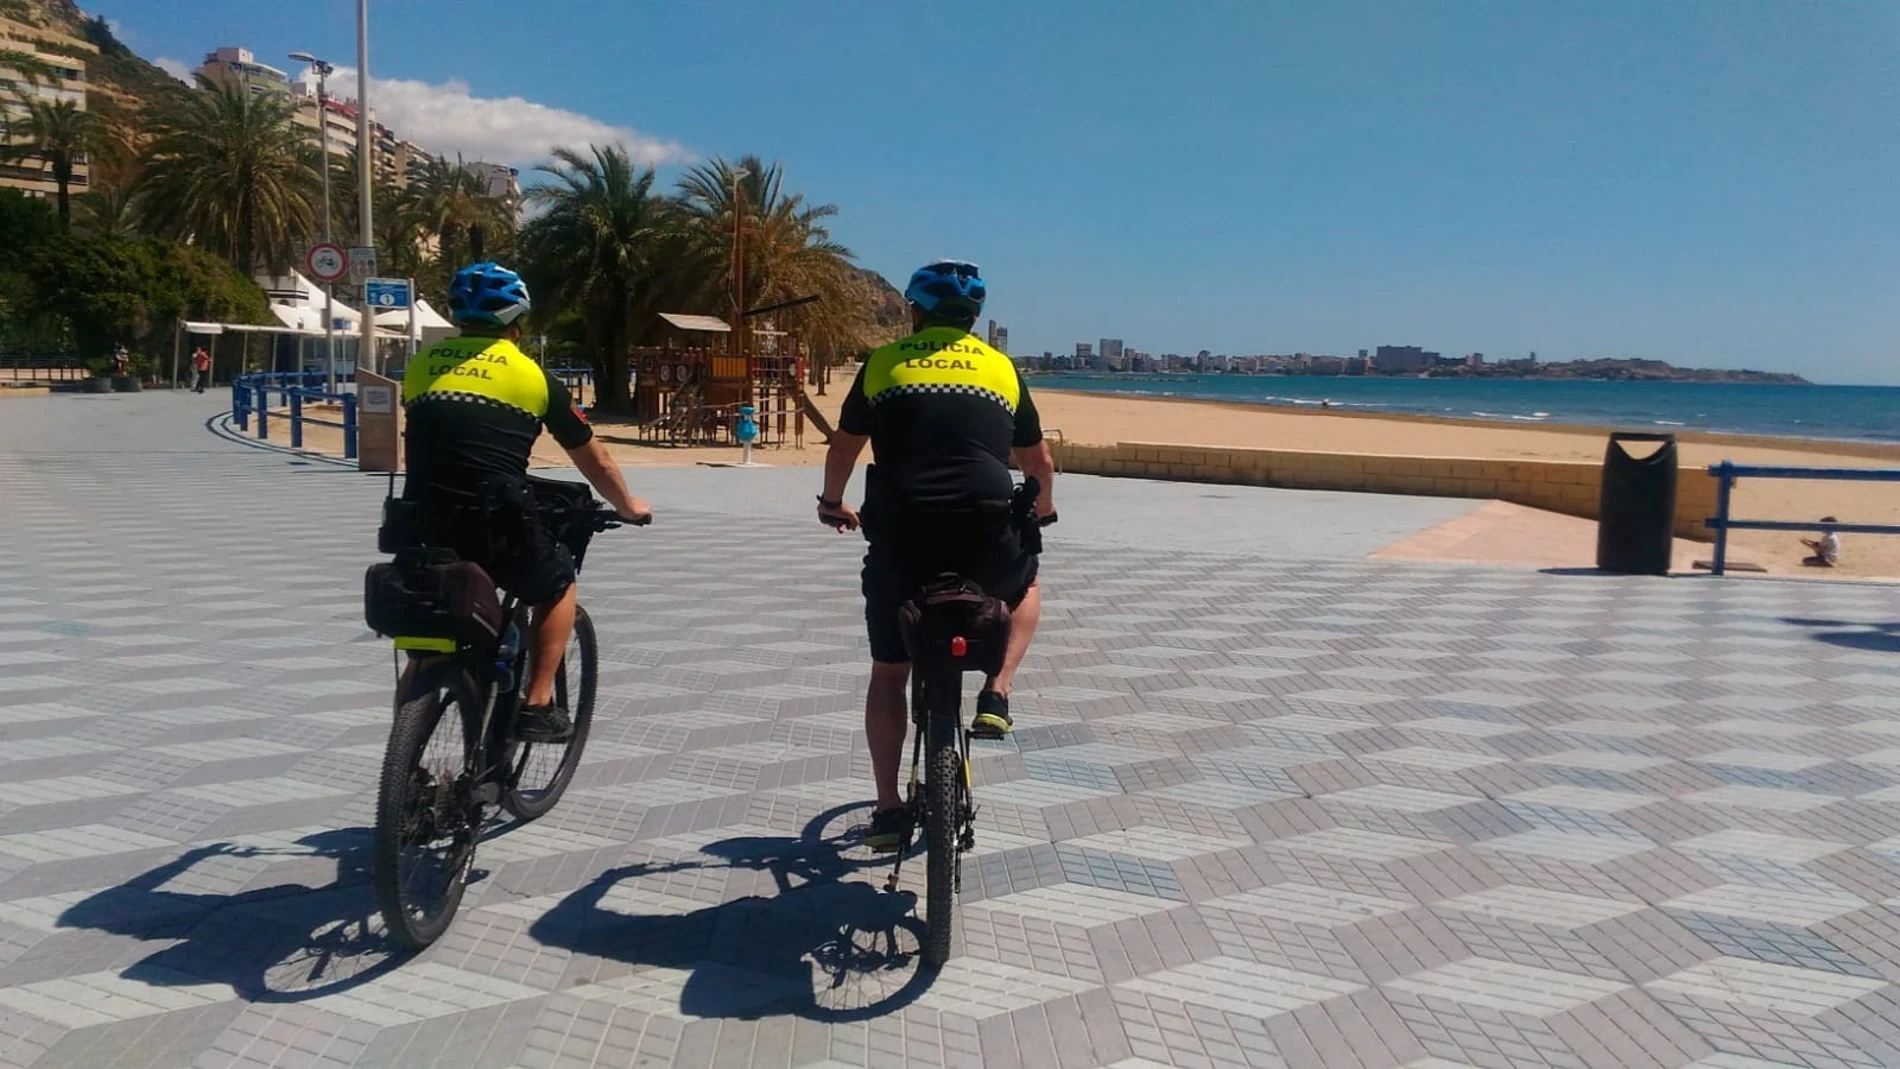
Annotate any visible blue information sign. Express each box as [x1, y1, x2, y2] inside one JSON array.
[[365, 278, 412, 310]]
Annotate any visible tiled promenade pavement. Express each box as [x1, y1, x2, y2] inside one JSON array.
[[1, 393, 1899, 1069]]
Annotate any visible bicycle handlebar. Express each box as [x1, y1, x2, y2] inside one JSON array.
[[551, 503, 648, 532]]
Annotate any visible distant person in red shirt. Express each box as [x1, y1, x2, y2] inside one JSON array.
[[190, 347, 211, 393]]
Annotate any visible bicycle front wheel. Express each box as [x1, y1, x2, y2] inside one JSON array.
[[503, 604, 597, 820], [374, 663, 483, 949], [923, 675, 963, 967]]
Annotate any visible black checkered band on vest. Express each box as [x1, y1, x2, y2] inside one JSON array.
[[405, 390, 537, 421], [870, 382, 1014, 413]]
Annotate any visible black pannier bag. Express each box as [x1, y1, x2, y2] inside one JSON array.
[[898, 575, 1013, 678], [364, 547, 503, 648]]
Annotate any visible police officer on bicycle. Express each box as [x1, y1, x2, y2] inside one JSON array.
[[401, 262, 653, 743], [816, 260, 1057, 851]]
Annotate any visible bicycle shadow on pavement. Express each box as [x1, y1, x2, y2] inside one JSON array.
[[1783, 617, 1900, 654], [527, 802, 937, 1023], [55, 827, 407, 1002]]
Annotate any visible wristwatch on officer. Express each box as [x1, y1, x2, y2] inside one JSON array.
[[816, 495, 842, 510]]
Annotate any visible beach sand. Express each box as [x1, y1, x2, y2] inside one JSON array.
[[293, 384, 1900, 580], [1017, 387, 1900, 580]]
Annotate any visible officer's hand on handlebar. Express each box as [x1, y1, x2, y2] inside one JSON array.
[[619, 495, 655, 527], [817, 498, 860, 532]]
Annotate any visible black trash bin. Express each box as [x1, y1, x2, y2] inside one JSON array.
[[1597, 432, 1678, 575]]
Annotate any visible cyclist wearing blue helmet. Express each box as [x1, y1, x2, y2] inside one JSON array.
[[817, 259, 1057, 851], [399, 262, 653, 743]]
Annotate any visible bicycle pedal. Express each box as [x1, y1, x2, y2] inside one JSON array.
[[967, 726, 1006, 741]]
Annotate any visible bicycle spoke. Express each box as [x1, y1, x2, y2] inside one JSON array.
[[502, 608, 594, 820], [389, 683, 478, 931]]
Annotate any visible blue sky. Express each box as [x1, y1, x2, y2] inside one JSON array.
[[99, 0, 1898, 382]]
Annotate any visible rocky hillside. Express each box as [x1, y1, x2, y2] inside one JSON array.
[[843, 266, 908, 348], [2, 0, 181, 117]]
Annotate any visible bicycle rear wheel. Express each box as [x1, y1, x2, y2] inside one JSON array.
[[374, 663, 483, 949], [923, 674, 962, 967], [502, 604, 597, 820]]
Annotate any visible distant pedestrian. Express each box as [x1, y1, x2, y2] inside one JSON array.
[[111, 344, 128, 377], [1801, 517, 1841, 568], [191, 347, 211, 393]]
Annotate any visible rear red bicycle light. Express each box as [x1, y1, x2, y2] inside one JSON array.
[[950, 636, 967, 657]]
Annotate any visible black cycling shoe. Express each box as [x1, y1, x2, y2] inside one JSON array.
[[514, 702, 574, 744], [970, 690, 1013, 739], [862, 806, 914, 853]]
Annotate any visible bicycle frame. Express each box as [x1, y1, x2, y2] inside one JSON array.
[[881, 628, 982, 897]]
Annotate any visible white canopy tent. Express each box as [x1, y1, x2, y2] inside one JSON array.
[[373, 298, 455, 350], [259, 269, 397, 389]]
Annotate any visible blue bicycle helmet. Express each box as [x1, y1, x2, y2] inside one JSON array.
[[447, 261, 532, 327], [904, 259, 985, 322]]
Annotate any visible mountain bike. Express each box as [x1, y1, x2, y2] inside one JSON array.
[[882, 571, 1013, 967], [367, 478, 639, 948], [824, 479, 1048, 967]]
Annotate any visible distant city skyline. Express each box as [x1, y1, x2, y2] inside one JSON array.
[[1047, 337, 1538, 373]]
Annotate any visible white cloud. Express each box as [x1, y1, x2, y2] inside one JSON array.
[[154, 57, 193, 84], [294, 65, 685, 168]]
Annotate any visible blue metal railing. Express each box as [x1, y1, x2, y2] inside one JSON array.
[[1706, 461, 1900, 575], [232, 371, 357, 460], [229, 365, 594, 460]]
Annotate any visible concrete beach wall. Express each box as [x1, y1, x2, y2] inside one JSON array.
[[1051, 440, 1718, 540]]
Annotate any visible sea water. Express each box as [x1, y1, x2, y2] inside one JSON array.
[[1037, 375, 1900, 444]]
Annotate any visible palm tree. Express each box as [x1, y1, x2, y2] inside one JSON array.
[[73, 122, 140, 239], [323, 145, 430, 283], [2, 95, 98, 230], [76, 184, 138, 238], [400, 154, 510, 290], [134, 77, 319, 275], [677, 155, 865, 378], [518, 144, 704, 412]]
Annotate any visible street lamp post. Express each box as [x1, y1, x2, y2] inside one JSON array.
[[729, 167, 749, 360], [355, 0, 376, 375], [289, 52, 336, 394]]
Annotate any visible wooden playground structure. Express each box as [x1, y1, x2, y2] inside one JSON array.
[[630, 311, 832, 449]]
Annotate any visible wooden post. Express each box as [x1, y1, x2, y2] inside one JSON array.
[[356, 368, 400, 472]]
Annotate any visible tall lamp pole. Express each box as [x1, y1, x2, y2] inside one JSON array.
[[289, 52, 336, 394], [729, 167, 749, 359], [355, 0, 376, 375]]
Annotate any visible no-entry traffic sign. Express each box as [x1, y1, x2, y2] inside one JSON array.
[[306, 243, 347, 283]]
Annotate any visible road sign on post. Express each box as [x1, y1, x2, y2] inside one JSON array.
[[306, 243, 347, 283], [347, 247, 377, 284], [365, 278, 412, 309]]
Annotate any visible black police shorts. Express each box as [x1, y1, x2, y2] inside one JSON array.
[[861, 515, 1037, 666]]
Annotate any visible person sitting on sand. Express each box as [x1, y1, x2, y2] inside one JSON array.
[[1801, 518, 1841, 568]]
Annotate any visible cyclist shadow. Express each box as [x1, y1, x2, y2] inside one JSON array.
[[527, 802, 937, 1023], [1783, 616, 1900, 654], [55, 827, 406, 1002]]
